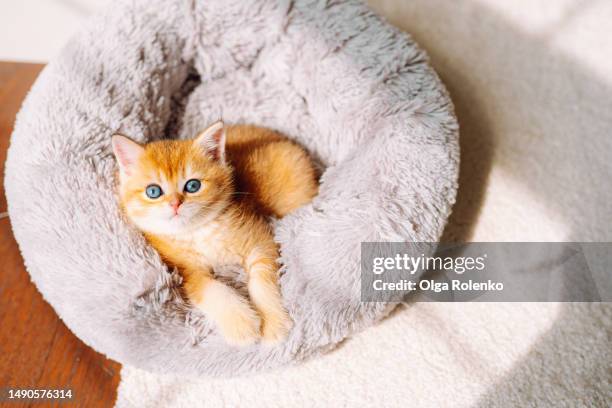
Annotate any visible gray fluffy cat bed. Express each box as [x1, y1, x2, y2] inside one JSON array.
[[5, 0, 458, 376]]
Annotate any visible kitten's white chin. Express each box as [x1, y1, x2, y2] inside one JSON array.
[[132, 215, 192, 236], [131, 203, 226, 236]]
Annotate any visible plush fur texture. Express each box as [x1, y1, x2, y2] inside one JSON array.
[[4, 0, 458, 376]]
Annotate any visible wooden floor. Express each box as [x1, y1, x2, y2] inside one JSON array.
[[0, 63, 121, 407]]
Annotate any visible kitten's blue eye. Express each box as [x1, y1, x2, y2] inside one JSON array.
[[145, 184, 163, 199], [184, 179, 201, 193]]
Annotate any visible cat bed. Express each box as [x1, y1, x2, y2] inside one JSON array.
[[5, 0, 458, 376]]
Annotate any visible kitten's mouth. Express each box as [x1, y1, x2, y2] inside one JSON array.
[[164, 211, 183, 222]]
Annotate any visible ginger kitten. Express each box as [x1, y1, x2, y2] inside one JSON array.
[[112, 121, 318, 345]]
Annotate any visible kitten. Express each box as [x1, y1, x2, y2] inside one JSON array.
[[112, 121, 318, 345]]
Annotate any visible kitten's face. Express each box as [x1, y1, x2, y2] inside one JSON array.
[[112, 121, 232, 235]]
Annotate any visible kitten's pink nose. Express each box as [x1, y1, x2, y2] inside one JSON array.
[[169, 197, 182, 215]]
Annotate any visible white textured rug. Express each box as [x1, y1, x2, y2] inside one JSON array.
[[116, 0, 612, 406]]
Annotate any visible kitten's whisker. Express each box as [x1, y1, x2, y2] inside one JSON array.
[[194, 205, 216, 210]]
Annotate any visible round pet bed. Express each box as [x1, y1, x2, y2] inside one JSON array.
[[5, 0, 459, 376]]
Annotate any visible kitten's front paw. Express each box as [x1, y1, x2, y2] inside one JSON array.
[[218, 301, 262, 347], [261, 307, 293, 345]]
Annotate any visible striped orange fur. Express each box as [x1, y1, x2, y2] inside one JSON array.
[[112, 121, 318, 345]]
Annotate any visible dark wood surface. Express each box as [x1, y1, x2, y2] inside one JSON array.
[[0, 62, 121, 408]]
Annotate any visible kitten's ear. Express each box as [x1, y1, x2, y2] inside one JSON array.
[[111, 134, 144, 176], [194, 120, 226, 163]]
